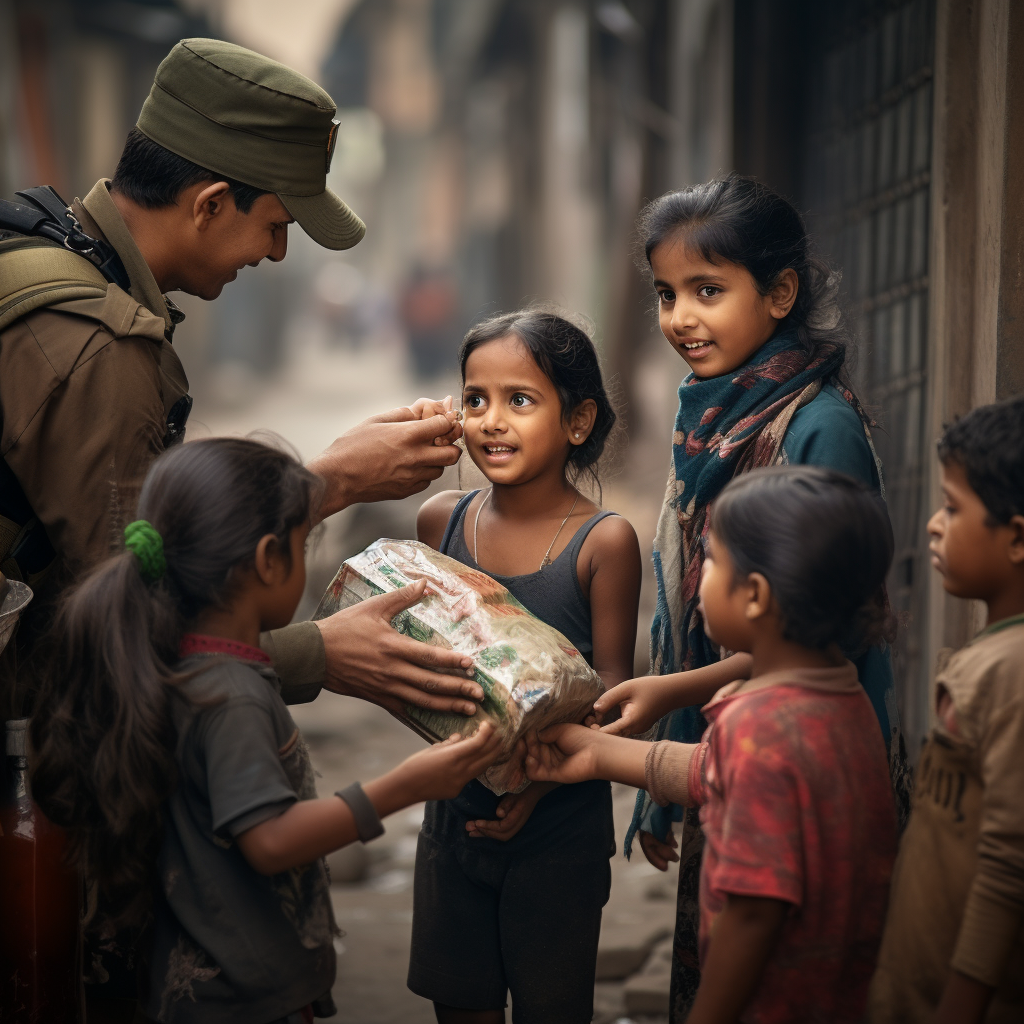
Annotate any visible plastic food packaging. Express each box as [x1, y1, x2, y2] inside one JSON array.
[[313, 539, 605, 794]]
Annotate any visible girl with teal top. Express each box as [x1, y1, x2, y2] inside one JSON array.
[[589, 175, 911, 1020]]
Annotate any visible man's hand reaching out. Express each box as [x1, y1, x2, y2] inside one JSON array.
[[307, 402, 463, 519]]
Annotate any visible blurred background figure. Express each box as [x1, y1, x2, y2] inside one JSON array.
[[3, 1, 1022, 1021], [401, 263, 459, 378]]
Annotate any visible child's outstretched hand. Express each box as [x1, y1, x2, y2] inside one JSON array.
[[591, 676, 667, 736], [524, 723, 603, 785], [396, 723, 503, 802]]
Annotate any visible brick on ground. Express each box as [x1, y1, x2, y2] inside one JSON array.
[[623, 936, 674, 1018]]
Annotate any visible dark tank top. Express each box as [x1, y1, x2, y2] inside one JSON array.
[[422, 491, 616, 855], [440, 490, 616, 662]]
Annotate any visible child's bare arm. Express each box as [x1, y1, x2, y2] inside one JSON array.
[[236, 724, 501, 875], [594, 653, 753, 736], [525, 724, 649, 787], [416, 489, 469, 550], [579, 514, 643, 688], [526, 726, 702, 804], [685, 895, 787, 1024]]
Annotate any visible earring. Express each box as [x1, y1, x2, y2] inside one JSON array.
[[574, 433, 580, 439]]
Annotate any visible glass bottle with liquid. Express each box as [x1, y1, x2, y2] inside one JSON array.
[[0, 718, 84, 1022]]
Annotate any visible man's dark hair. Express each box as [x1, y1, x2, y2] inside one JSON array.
[[110, 127, 270, 213], [937, 394, 1024, 524]]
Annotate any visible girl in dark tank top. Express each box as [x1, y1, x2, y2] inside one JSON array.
[[406, 310, 642, 1024]]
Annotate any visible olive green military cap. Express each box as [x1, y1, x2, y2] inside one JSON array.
[[137, 38, 364, 250]]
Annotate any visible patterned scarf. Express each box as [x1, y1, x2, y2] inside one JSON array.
[[626, 327, 850, 853]]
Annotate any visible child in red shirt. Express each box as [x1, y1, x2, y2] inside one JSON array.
[[526, 465, 899, 1024]]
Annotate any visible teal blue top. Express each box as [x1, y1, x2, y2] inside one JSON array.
[[783, 384, 880, 486], [782, 384, 898, 752]]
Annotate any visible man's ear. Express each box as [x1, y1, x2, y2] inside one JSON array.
[[768, 268, 799, 320], [253, 533, 285, 585], [193, 181, 234, 232], [568, 399, 597, 446], [1007, 514, 1024, 565], [745, 572, 773, 621]]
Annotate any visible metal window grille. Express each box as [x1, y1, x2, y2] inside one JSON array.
[[801, 0, 936, 747]]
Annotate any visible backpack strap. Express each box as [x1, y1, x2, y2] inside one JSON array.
[[0, 234, 111, 583], [0, 236, 109, 334]]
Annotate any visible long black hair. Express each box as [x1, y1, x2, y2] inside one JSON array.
[[636, 174, 847, 368], [712, 465, 895, 654], [459, 309, 616, 491], [30, 437, 320, 927]]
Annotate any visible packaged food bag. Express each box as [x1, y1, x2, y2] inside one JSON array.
[[313, 539, 604, 794]]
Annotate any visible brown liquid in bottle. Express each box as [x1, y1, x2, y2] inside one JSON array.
[[0, 718, 84, 1022]]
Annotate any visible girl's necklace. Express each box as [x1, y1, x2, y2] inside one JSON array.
[[473, 487, 580, 572]]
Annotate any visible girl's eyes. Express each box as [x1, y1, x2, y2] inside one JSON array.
[[658, 285, 720, 301], [463, 393, 534, 409]]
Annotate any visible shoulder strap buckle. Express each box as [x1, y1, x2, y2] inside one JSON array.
[[3, 186, 131, 293]]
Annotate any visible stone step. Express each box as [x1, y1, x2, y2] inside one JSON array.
[[596, 921, 673, 981], [623, 936, 674, 1017]]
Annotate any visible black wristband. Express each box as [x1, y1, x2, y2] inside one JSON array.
[[335, 782, 385, 843]]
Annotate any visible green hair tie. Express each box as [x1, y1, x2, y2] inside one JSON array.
[[124, 520, 166, 584]]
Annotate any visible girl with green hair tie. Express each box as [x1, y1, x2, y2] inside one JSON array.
[[30, 436, 502, 1024]]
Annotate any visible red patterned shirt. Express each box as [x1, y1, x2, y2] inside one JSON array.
[[695, 664, 897, 1024]]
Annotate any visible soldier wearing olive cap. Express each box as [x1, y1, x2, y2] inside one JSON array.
[[1, 37, 484, 1021], [0, 42, 480, 765]]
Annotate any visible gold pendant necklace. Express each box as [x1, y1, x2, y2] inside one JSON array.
[[473, 488, 580, 571]]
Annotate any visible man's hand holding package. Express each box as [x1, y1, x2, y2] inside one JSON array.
[[315, 580, 484, 716]]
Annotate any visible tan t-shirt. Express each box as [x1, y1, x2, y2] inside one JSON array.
[[869, 616, 1024, 1023]]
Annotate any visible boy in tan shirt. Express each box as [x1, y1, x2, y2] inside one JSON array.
[[870, 395, 1024, 1023]]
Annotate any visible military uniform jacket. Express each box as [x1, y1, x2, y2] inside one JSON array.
[[0, 179, 323, 707], [1, 180, 187, 570]]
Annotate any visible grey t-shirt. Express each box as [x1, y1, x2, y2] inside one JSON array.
[[143, 653, 337, 1024]]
